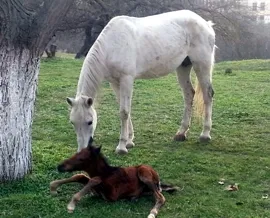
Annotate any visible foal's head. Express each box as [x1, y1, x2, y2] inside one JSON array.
[[57, 137, 102, 173], [66, 95, 97, 152]]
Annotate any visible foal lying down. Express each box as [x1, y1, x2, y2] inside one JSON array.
[[50, 138, 178, 218]]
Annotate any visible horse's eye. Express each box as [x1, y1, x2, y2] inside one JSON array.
[[87, 121, 93, 126]]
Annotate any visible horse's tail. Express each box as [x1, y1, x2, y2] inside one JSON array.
[[193, 80, 204, 118], [160, 183, 179, 193]]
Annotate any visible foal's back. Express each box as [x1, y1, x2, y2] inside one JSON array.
[[94, 165, 159, 201]]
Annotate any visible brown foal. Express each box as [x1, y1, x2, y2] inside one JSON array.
[[50, 138, 177, 218]]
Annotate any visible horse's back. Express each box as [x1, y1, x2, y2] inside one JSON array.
[[105, 10, 214, 44], [97, 10, 215, 79]]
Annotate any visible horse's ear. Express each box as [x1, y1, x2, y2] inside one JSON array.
[[85, 97, 93, 107], [66, 97, 75, 106]]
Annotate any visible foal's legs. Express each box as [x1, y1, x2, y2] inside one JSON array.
[[110, 82, 135, 149], [115, 76, 134, 154], [174, 64, 194, 141], [67, 177, 101, 213], [50, 174, 90, 195], [138, 167, 166, 218]]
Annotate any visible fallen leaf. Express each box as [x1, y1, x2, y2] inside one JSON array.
[[262, 194, 268, 199], [225, 183, 239, 191], [218, 178, 225, 185]]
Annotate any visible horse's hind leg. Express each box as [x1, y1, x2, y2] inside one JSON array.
[[138, 167, 165, 218], [110, 82, 135, 149], [174, 61, 194, 141], [50, 174, 89, 195], [191, 50, 215, 142]]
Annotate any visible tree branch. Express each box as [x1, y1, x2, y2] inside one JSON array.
[[94, 0, 107, 11], [29, 0, 75, 54]]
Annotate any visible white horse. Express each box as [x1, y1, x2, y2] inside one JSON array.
[[67, 10, 216, 154]]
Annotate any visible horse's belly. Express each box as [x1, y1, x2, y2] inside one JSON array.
[[135, 69, 172, 79], [135, 57, 183, 79]]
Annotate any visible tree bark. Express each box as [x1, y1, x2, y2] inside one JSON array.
[[0, 46, 39, 181]]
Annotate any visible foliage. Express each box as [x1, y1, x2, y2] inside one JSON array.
[[0, 57, 269, 217]]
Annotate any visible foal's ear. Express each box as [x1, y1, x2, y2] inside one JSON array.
[[94, 146, 102, 155], [88, 137, 94, 146], [66, 97, 75, 106]]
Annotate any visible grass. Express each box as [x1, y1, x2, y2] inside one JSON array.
[[0, 57, 270, 218]]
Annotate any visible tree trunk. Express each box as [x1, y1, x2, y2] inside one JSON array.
[[45, 44, 57, 58], [0, 45, 39, 181], [0, 0, 75, 181], [50, 44, 57, 57], [75, 24, 93, 59]]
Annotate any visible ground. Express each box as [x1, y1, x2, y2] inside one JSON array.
[[0, 57, 270, 218]]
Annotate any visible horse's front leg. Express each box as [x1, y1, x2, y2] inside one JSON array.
[[110, 82, 135, 149], [115, 76, 134, 154], [67, 177, 101, 213], [126, 117, 135, 148]]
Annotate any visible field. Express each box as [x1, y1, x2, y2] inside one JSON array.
[[0, 57, 270, 218]]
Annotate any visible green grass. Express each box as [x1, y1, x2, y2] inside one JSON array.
[[1, 58, 270, 218]]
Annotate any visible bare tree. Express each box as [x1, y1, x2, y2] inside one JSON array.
[[74, 0, 255, 60], [0, 0, 77, 181]]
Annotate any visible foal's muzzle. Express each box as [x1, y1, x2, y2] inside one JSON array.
[[57, 164, 66, 173]]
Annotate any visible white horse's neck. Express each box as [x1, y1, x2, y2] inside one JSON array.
[[76, 42, 106, 100]]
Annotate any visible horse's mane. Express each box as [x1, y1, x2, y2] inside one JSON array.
[[76, 17, 128, 100], [76, 30, 109, 99]]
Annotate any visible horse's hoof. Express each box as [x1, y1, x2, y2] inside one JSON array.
[[67, 205, 75, 213], [67, 209, 74, 214], [126, 141, 135, 148], [199, 135, 211, 143], [115, 147, 128, 155], [147, 214, 155, 218], [174, 133, 187, 141]]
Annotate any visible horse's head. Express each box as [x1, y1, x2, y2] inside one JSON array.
[[57, 137, 102, 173], [66, 95, 97, 152]]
